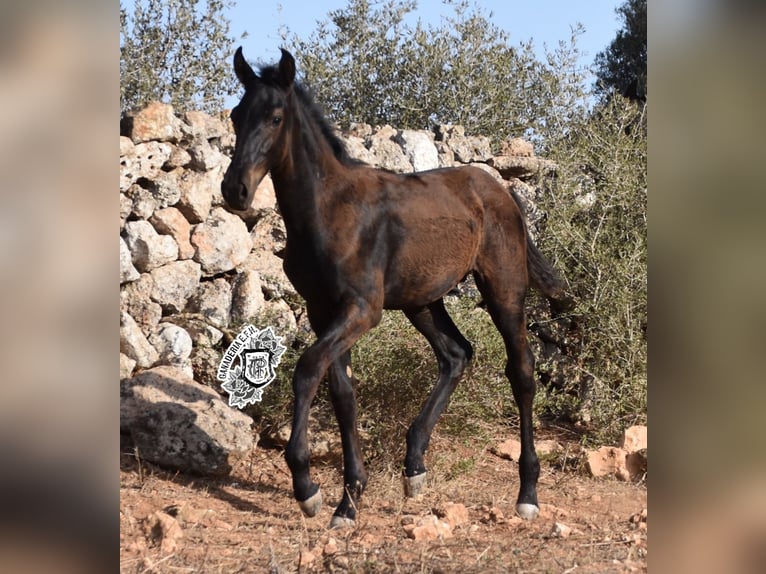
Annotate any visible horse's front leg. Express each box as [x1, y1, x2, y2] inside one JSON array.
[[284, 300, 379, 524], [327, 351, 367, 528]]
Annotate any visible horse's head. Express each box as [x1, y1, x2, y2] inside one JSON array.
[[221, 47, 295, 211]]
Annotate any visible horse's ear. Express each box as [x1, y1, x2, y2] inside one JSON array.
[[278, 48, 296, 89], [233, 47, 257, 87]]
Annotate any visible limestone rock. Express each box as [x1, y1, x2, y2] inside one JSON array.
[[183, 110, 228, 140], [149, 323, 193, 365], [132, 141, 173, 180], [187, 278, 232, 329], [176, 169, 218, 223], [230, 269, 267, 324], [120, 352, 137, 380], [435, 502, 469, 528], [150, 207, 194, 260], [367, 125, 413, 173], [120, 236, 140, 284], [436, 124, 492, 163], [123, 220, 178, 273], [487, 155, 555, 180], [120, 311, 159, 368], [500, 137, 535, 157], [622, 425, 647, 453], [191, 207, 252, 276], [396, 129, 439, 172], [121, 273, 163, 330], [125, 102, 183, 144], [120, 365, 255, 476], [402, 514, 453, 541], [343, 135, 377, 165], [149, 260, 202, 314]]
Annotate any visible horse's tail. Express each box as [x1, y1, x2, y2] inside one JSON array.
[[510, 189, 575, 316]]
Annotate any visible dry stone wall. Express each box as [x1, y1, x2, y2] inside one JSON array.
[[119, 101, 556, 384]]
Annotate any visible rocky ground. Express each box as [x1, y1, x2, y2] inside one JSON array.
[[120, 428, 647, 573]]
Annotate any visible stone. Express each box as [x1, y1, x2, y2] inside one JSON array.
[[126, 101, 183, 144], [187, 278, 232, 329], [121, 273, 163, 330], [191, 207, 252, 276], [132, 141, 173, 180], [227, 173, 278, 227], [149, 259, 202, 314], [435, 141, 455, 167], [120, 365, 255, 476], [120, 136, 136, 191], [396, 129, 439, 172], [125, 183, 158, 220], [184, 110, 228, 140], [493, 438, 521, 462], [436, 124, 492, 163], [343, 135, 377, 165], [120, 236, 140, 284], [187, 139, 225, 171], [622, 425, 647, 453], [123, 220, 179, 273], [500, 137, 535, 157], [148, 168, 184, 209], [239, 250, 295, 301], [119, 193, 132, 230], [487, 155, 555, 180], [120, 352, 137, 380], [586, 446, 628, 479], [367, 125, 413, 173], [176, 169, 218, 223], [143, 510, 184, 553], [435, 502, 469, 528], [230, 269, 267, 324], [402, 515, 453, 541], [150, 207, 194, 260], [149, 323, 193, 365], [551, 522, 573, 538], [164, 145, 192, 169], [249, 209, 286, 254], [120, 311, 159, 368], [167, 314, 224, 348]]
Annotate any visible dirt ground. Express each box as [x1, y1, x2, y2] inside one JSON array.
[[120, 428, 647, 573]]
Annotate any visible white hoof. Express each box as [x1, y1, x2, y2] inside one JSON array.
[[402, 472, 427, 498], [329, 515, 355, 529], [516, 502, 540, 520], [298, 489, 322, 517]]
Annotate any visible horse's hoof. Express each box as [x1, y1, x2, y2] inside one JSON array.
[[515, 503, 540, 520], [402, 472, 427, 498], [298, 489, 322, 517], [329, 515, 355, 529]]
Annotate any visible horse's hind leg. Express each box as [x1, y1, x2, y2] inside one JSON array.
[[402, 299, 473, 496], [474, 271, 540, 519], [327, 351, 368, 528]]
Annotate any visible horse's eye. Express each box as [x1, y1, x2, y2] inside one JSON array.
[[272, 115, 282, 126]]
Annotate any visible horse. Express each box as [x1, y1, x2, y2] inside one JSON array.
[[221, 47, 573, 529]]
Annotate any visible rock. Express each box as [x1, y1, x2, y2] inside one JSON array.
[[436, 124, 492, 163], [435, 140, 455, 167], [167, 314, 224, 348], [536, 440, 562, 457], [120, 311, 159, 368], [500, 137, 535, 157], [120, 365, 255, 476], [147, 168, 184, 209], [120, 352, 137, 380], [150, 207, 194, 260], [187, 278, 232, 328], [125, 183, 158, 220], [402, 514, 453, 541], [176, 169, 218, 223], [132, 141, 174, 180], [493, 438, 521, 462], [149, 260, 202, 314], [191, 207, 252, 276], [188, 139, 225, 171], [144, 510, 184, 553], [149, 323, 193, 365], [120, 136, 137, 191], [367, 125, 413, 173], [184, 110, 228, 140], [121, 273, 163, 330], [120, 193, 132, 229], [586, 446, 628, 479], [435, 502, 469, 528], [239, 251, 295, 301], [227, 173, 278, 227], [323, 537, 338, 556], [230, 269, 267, 324], [125, 102, 183, 144], [487, 155, 555, 180], [343, 135, 377, 165], [396, 129, 439, 172], [249, 210, 286, 254], [120, 236, 140, 284], [551, 521, 572, 538], [622, 425, 647, 453], [123, 220, 178, 273], [164, 145, 192, 169]]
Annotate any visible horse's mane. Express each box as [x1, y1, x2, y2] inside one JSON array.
[[259, 65, 360, 167]]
